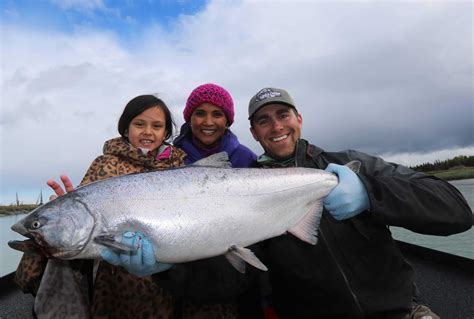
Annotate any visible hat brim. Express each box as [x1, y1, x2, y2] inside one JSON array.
[[248, 101, 297, 120]]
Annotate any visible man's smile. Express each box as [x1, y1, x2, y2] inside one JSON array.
[[271, 134, 288, 142]]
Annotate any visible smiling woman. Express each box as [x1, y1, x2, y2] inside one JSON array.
[[173, 83, 257, 168], [190, 103, 228, 148]]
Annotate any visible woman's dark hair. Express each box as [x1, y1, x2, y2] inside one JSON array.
[[118, 95, 175, 141]]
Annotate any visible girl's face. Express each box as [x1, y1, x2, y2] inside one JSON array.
[[190, 103, 227, 147], [127, 106, 167, 151]]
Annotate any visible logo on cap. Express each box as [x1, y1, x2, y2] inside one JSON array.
[[255, 88, 281, 102]]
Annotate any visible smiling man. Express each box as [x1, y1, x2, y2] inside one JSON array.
[[247, 87, 472, 318], [249, 88, 302, 161]]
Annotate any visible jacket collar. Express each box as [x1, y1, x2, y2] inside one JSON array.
[[103, 137, 174, 168], [173, 122, 241, 162], [257, 139, 325, 168]]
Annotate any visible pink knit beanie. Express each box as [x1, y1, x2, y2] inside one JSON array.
[[183, 83, 234, 126]]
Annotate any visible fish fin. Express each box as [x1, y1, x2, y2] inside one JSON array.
[[225, 251, 246, 273], [345, 160, 361, 173], [192, 152, 232, 168], [35, 259, 90, 318], [94, 233, 136, 252], [225, 245, 268, 273], [8, 239, 41, 254], [288, 201, 324, 245]]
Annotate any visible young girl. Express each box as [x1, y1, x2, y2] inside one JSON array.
[[84, 95, 185, 318], [14, 94, 186, 318]]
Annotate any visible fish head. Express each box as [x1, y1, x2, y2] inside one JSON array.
[[11, 193, 95, 259]]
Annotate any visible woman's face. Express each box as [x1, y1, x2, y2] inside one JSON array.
[[127, 106, 167, 151], [190, 103, 228, 147]]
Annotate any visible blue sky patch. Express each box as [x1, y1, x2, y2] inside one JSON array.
[[1, 0, 207, 36]]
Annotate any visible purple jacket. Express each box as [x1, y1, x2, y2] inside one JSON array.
[[173, 123, 256, 168]]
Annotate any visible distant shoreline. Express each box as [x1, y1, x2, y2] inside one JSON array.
[[0, 204, 39, 217], [428, 167, 474, 181]]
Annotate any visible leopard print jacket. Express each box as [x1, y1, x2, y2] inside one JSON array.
[[80, 137, 185, 318], [14, 137, 185, 296]]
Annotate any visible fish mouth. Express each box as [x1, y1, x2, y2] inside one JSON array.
[[8, 237, 80, 259], [9, 222, 66, 258], [10, 218, 56, 256], [8, 239, 40, 253], [8, 238, 56, 257], [11, 221, 30, 237]]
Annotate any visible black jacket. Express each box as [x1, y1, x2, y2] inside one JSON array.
[[258, 139, 472, 318], [154, 139, 472, 318]]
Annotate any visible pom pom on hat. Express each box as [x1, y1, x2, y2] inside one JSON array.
[[183, 83, 234, 126]]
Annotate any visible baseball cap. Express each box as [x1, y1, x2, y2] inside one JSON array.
[[248, 87, 296, 119]]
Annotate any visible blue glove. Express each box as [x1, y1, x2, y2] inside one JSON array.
[[101, 231, 173, 277], [323, 163, 370, 220]]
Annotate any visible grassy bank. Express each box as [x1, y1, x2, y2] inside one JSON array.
[[428, 167, 474, 181], [0, 204, 39, 216]]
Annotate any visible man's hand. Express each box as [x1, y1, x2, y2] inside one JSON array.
[[47, 175, 74, 200], [324, 163, 370, 220], [101, 232, 173, 277]]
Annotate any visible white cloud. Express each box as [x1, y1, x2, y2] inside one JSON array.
[[1, 0, 472, 204], [50, 0, 107, 12]]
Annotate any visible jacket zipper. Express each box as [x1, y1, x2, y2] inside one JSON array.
[[295, 139, 364, 316], [320, 221, 364, 317]]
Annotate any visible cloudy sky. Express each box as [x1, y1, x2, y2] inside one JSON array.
[[1, 0, 472, 205]]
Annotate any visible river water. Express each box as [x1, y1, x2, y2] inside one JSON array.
[[0, 213, 31, 277], [390, 178, 474, 259], [1, 179, 473, 277]]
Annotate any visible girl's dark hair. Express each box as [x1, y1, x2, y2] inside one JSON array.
[[118, 95, 175, 141]]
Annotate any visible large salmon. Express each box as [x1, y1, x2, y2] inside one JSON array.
[[10, 153, 354, 273]]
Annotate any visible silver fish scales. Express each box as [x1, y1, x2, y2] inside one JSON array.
[[11, 153, 342, 272]]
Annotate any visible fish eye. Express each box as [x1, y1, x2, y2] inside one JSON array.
[[31, 221, 41, 229]]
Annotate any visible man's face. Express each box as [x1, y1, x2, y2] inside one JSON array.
[[250, 104, 302, 160]]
